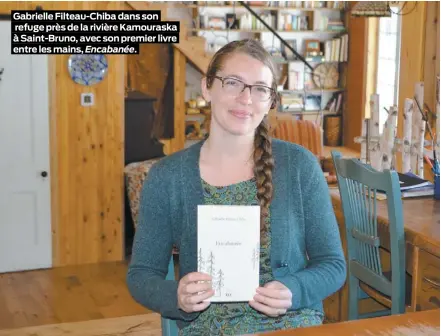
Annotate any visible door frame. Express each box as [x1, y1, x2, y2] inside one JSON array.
[[0, 15, 53, 271], [1, 14, 57, 269]]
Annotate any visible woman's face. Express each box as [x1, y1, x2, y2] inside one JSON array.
[[202, 52, 274, 137]]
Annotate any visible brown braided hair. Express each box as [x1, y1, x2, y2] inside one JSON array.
[[204, 39, 278, 238]]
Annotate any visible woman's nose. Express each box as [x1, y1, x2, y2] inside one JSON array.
[[236, 86, 252, 104]]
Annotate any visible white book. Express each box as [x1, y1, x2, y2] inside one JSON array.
[[197, 205, 260, 302]]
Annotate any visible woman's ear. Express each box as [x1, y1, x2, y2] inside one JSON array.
[[201, 77, 211, 103]]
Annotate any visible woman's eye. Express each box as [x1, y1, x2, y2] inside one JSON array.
[[256, 86, 269, 93], [225, 80, 239, 86]]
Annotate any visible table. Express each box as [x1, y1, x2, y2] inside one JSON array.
[[0, 313, 161, 336], [1, 309, 438, 336], [250, 309, 440, 335], [329, 189, 440, 321]]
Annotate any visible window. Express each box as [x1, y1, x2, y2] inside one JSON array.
[[376, 12, 401, 133]]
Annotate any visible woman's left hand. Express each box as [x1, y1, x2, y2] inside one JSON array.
[[249, 281, 292, 317]]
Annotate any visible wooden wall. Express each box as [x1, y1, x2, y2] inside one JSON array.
[[395, 1, 440, 175], [422, 1, 440, 130], [1, 1, 125, 266], [396, 1, 427, 140], [344, 3, 368, 151]]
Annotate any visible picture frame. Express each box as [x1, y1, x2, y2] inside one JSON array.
[[304, 39, 320, 53], [226, 13, 238, 29]]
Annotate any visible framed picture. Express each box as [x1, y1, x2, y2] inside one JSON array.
[[305, 39, 320, 52], [304, 39, 321, 57], [226, 13, 238, 29]]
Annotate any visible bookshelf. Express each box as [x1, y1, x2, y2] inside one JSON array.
[[183, 0, 349, 146]]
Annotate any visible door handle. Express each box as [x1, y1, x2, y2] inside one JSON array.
[[41, 171, 48, 178], [0, 68, 4, 81]]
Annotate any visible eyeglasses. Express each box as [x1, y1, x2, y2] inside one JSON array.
[[213, 76, 274, 102]]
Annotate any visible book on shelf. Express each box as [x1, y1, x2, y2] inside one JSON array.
[[197, 205, 260, 302], [323, 92, 343, 113], [287, 61, 305, 91], [324, 34, 348, 62], [278, 13, 309, 31]]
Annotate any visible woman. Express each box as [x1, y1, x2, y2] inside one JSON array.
[[127, 39, 346, 335]]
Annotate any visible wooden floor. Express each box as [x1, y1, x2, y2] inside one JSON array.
[[0, 261, 151, 330]]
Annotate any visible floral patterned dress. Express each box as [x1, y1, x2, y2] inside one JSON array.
[[179, 178, 324, 336]]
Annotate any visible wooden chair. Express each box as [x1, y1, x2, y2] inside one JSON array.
[[271, 118, 323, 158], [331, 151, 410, 320], [161, 256, 179, 336]]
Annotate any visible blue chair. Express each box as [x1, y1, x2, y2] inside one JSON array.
[[161, 255, 179, 336], [331, 151, 408, 320]]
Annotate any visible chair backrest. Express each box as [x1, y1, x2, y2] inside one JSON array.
[[161, 256, 179, 336], [331, 151, 406, 313], [272, 118, 323, 157]]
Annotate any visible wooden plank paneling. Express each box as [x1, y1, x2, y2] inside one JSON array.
[[54, 1, 125, 266], [397, 2, 426, 137], [396, 1, 427, 172], [344, 5, 368, 151], [423, 1, 439, 130], [170, 49, 186, 154], [1, 1, 125, 266], [423, 1, 439, 180]]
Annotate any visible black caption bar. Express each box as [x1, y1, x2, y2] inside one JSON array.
[[11, 10, 180, 55], [11, 10, 162, 22]]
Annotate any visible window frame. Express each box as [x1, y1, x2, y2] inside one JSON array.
[[375, 9, 402, 133]]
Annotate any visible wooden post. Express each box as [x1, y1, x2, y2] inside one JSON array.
[[402, 98, 413, 173], [436, 99, 440, 161], [412, 83, 425, 177], [360, 119, 368, 163], [369, 94, 381, 169], [380, 106, 398, 171], [436, 76, 440, 161]]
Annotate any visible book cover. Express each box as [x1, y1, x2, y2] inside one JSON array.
[[398, 172, 432, 190], [197, 205, 260, 302]]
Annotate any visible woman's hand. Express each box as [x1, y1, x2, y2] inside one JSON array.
[[249, 281, 292, 317], [177, 272, 215, 313]]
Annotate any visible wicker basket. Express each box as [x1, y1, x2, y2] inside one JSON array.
[[324, 115, 342, 146]]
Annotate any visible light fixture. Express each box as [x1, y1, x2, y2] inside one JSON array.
[[351, 1, 391, 17]]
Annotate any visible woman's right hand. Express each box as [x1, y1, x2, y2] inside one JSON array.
[[177, 272, 215, 313]]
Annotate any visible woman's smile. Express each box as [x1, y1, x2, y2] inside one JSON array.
[[229, 109, 252, 119]]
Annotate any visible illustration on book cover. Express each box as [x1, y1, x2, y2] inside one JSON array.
[[197, 205, 260, 302]]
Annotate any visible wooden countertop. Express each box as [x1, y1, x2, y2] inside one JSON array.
[[250, 309, 440, 335], [330, 189, 440, 257], [1, 309, 438, 336]]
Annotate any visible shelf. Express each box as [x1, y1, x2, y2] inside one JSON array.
[[279, 88, 345, 94], [191, 28, 346, 34], [185, 113, 207, 118], [181, 4, 345, 12], [277, 110, 337, 115], [274, 59, 347, 65]]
